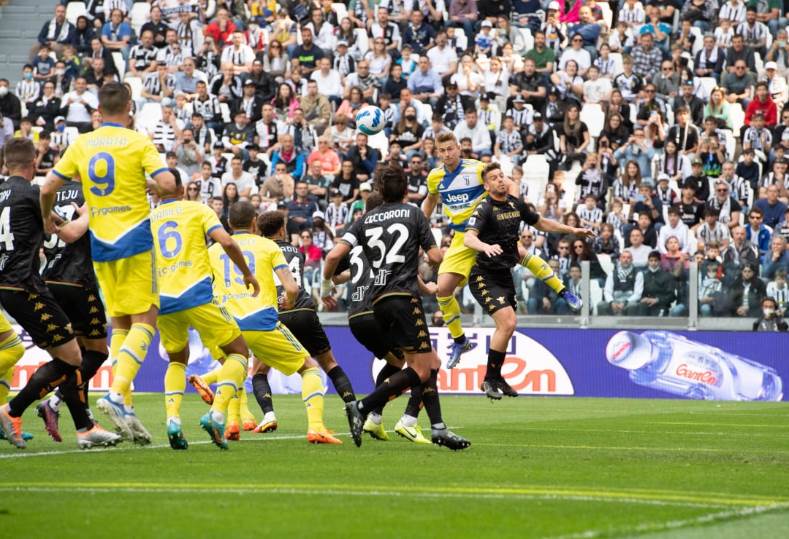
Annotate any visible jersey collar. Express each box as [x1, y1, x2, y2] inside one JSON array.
[[101, 121, 124, 128], [160, 198, 179, 205]]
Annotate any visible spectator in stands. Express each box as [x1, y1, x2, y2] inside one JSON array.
[[762, 235, 789, 279], [260, 161, 295, 204], [101, 9, 132, 60], [698, 259, 724, 316], [727, 263, 766, 317], [631, 32, 662, 82], [33, 4, 75, 60], [598, 250, 643, 315], [346, 132, 379, 182], [287, 181, 320, 242], [745, 208, 773, 256], [637, 251, 677, 316], [755, 184, 787, 228], [614, 127, 655, 181], [745, 82, 778, 127], [60, 76, 97, 133], [752, 296, 788, 331], [722, 225, 759, 276], [453, 108, 491, 158], [221, 156, 255, 199], [270, 133, 305, 181], [30, 81, 60, 130]]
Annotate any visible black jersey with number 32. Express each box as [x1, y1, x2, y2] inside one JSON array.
[[0, 177, 47, 292], [275, 239, 316, 311], [42, 180, 97, 286], [466, 194, 540, 272], [342, 202, 435, 300]]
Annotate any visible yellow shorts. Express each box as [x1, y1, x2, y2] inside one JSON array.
[[94, 250, 159, 318], [438, 232, 479, 287], [158, 302, 241, 354], [0, 311, 13, 335], [242, 322, 309, 376]]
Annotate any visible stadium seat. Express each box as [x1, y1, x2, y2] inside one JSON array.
[[124, 75, 143, 101], [112, 52, 126, 78], [599, 2, 613, 29], [609, 52, 623, 77], [137, 102, 163, 133], [523, 154, 550, 203], [130, 2, 152, 35], [722, 130, 736, 160], [354, 29, 369, 55], [331, 3, 347, 21], [754, 52, 764, 75], [690, 27, 704, 55], [597, 253, 613, 276], [367, 130, 388, 157], [694, 77, 716, 101], [219, 102, 231, 123], [590, 279, 603, 315], [730, 103, 745, 136], [65, 2, 87, 25], [580, 103, 605, 138]]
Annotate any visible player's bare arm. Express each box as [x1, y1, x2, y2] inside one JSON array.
[[421, 192, 439, 220], [463, 228, 504, 258], [274, 266, 299, 310], [534, 216, 596, 240], [40, 172, 66, 234], [320, 241, 351, 310], [56, 205, 89, 244], [208, 227, 260, 297]]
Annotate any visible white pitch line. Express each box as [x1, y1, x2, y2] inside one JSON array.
[[515, 426, 789, 439], [0, 485, 736, 509], [471, 441, 789, 455], [547, 502, 789, 539]]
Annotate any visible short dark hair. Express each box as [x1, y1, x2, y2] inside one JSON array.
[[98, 82, 131, 116], [374, 162, 407, 203], [257, 210, 286, 237], [482, 162, 501, 181], [3, 138, 36, 171], [228, 201, 257, 230], [365, 191, 384, 212], [667, 206, 680, 216], [170, 167, 182, 189]]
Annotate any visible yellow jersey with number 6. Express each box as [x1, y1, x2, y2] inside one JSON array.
[[208, 232, 287, 331], [151, 199, 224, 315], [52, 122, 168, 262]]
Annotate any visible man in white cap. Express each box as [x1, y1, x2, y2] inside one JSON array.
[[764, 61, 788, 105]]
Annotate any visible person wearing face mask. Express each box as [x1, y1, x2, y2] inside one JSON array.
[[752, 297, 788, 331], [15, 65, 40, 108]]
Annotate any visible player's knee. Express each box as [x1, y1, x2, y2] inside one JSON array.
[[221, 335, 248, 358], [315, 351, 337, 372], [300, 356, 320, 372], [498, 310, 517, 336], [53, 339, 82, 366], [81, 337, 108, 354], [385, 352, 405, 369]]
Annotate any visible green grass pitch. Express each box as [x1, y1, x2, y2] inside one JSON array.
[[1, 394, 788, 538]]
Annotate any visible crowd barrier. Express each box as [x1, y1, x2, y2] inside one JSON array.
[[8, 326, 786, 402]]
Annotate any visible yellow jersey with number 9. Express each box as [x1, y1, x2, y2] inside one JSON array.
[[52, 123, 168, 262], [150, 199, 224, 315], [208, 232, 287, 331], [426, 158, 487, 232]]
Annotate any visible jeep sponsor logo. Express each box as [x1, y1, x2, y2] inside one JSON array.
[[371, 327, 575, 395], [445, 192, 471, 205]]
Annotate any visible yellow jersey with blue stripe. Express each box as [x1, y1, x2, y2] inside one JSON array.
[[426, 158, 487, 232], [52, 122, 168, 262], [208, 232, 287, 331], [151, 199, 223, 315]]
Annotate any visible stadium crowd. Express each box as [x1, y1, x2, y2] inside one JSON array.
[[2, 0, 789, 320]]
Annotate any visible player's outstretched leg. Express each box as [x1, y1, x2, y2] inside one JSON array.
[[521, 254, 581, 311], [200, 352, 247, 450], [251, 365, 277, 433], [363, 361, 401, 441], [238, 387, 256, 431], [0, 331, 33, 442], [164, 360, 188, 450], [394, 383, 430, 444], [188, 371, 216, 405], [315, 350, 356, 404], [481, 307, 519, 400], [421, 367, 470, 451], [300, 360, 341, 445], [436, 273, 477, 369]]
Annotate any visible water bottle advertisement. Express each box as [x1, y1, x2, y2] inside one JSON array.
[[6, 326, 787, 402]]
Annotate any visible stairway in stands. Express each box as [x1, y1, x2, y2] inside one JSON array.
[[0, 0, 60, 84]]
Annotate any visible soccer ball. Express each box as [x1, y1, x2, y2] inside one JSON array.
[[355, 106, 384, 136]]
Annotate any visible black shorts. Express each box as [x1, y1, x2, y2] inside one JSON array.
[[349, 311, 394, 359], [279, 308, 331, 357], [469, 268, 517, 316], [373, 294, 432, 354], [0, 287, 75, 349], [47, 282, 108, 339]]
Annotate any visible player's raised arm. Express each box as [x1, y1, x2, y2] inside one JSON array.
[[56, 204, 89, 244], [208, 226, 260, 297], [534, 215, 596, 239]]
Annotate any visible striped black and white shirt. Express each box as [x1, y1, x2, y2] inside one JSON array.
[[719, 1, 747, 24], [737, 21, 769, 47], [15, 79, 39, 104], [576, 205, 603, 228], [143, 71, 175, 97], [190, 95, 221, 122], [153, 120, 177, 151], [128, 44, 158, 72], [496, 129, 522, 155], [157, 45, 184, 69]]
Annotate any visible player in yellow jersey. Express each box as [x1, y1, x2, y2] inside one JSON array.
[[208, 201, 341, 444], [422, 132, 582, 368], [41, 82, 177, 441], [151, 170, 260, 450], [0, 312, 26, 442]]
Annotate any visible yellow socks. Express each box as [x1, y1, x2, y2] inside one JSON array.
[[0, 332, 24, 405], [437, 295, 464, 340], [522, 254, 565, 294], [202, 367, 221, 386], [301, 367, 325, 432], [164, 362, 186, 419], [210, 354, 248, 417], [109, 327, 133, 405], [238, 387, 255, 423], [227, 393, 241, 426], [110, 323, 154, 403]]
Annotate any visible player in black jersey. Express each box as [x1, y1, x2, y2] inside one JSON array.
[[328, 191, 432, 444], [232, 210, 356, 433], [323, 162, 470, 450], [0, 138, 119, 449], [464, 163, 593, 399], [34, 180, 114, 443]]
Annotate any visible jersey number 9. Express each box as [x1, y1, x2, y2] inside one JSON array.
[[88, 152, 116, 197]]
